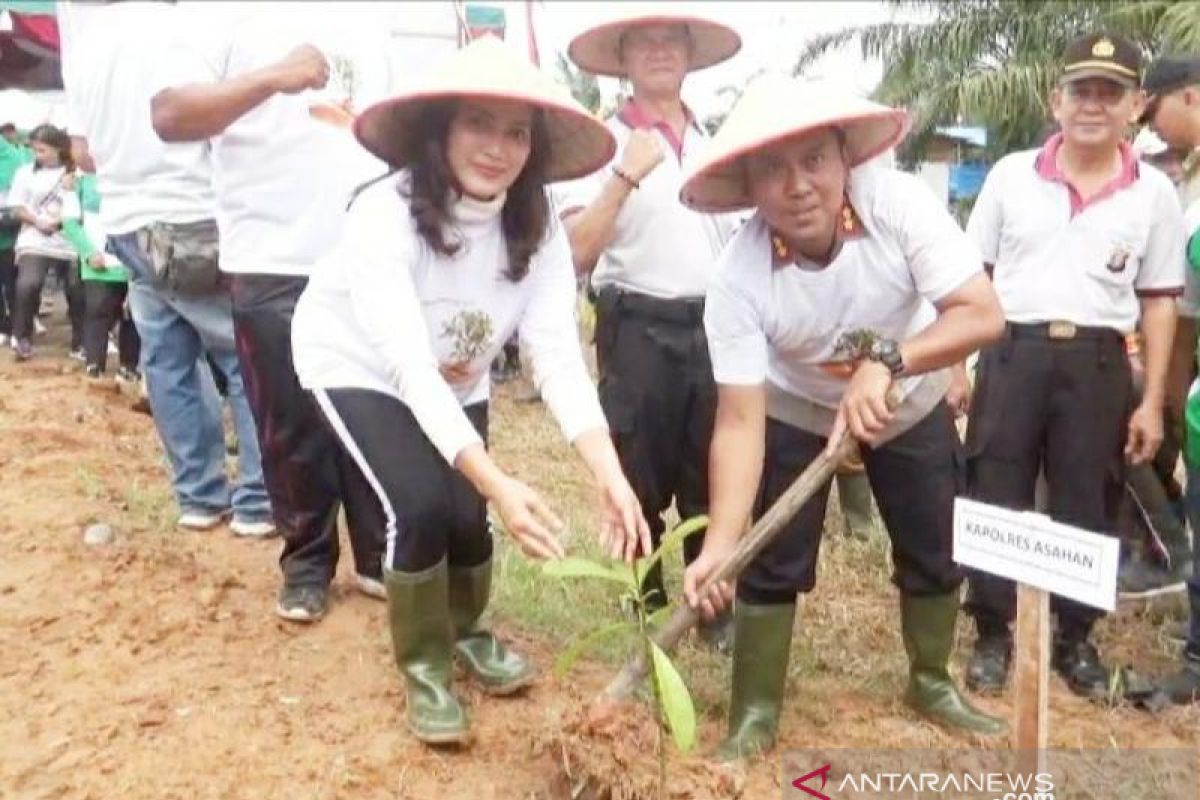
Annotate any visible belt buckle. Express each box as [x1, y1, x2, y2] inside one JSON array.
[[1047, 321, 1077, 340]]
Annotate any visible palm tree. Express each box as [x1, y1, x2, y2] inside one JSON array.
[[794, 0, 1200, 160]]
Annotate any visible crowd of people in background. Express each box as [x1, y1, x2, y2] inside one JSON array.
[[2, 1, 1198, 761]]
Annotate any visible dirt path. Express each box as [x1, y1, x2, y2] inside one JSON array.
[[2, 337, 1197, 799]]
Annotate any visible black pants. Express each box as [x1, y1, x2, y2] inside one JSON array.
[[13, 253, 84, 347], [82, 280, 139, 373], [315, 389, 493, 574], [230, 273, 384, 588], [964, 327, 1132, 640], [740, 404, 964, 604], [593, 288, 716, 576], [0, 246, 14, 337]]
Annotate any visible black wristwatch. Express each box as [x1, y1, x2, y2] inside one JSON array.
[[867, 337, 905, 377]]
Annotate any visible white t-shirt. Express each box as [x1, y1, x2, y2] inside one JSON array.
[[9, 164, 81, 261], [57, 1, 215, 236], [705, 167, 981, 411], [292, 175, 607, 465], [556, 110, 736, 299], [154, 2, 395, 276], [967, 142, 1185, 333]]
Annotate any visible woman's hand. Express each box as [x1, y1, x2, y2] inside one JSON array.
[[594, 472, 651, 563], [34, 218, 58, 236], [490, 475, 566, 560], [87, 253, 107, 269]]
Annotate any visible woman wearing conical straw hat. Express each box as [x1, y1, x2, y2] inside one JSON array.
[[679, 74, 1008, 760], [291, 36, 651, 746], [559, 7, 741, 649]]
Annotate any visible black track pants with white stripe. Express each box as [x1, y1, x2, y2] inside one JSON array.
[[313, 388, 493, 573]]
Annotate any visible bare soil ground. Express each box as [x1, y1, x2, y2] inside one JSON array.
[[2, 319, 1197, 800]]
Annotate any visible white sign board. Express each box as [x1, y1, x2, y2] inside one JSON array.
[[953, 498, 1120, 611]]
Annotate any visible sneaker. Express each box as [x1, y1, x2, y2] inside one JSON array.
[[13, 338, 32, 361], [966, 634, 1012, 694], [0, 334, 8, 348], [1052, 637, 1110, 699], [177, 510, 228, 531], [275, 583, 329, 623], [85, 364, 102, 379], [116, 366, 140, 384], [1118, 557, 1187, 599], [355, 573, 387, 600], [68, 347, 86, 362], [229, 517, 277, 538]]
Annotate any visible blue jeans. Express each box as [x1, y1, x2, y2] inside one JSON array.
[[108, 232, 270, 523], [1182, 463, 1200, 658]]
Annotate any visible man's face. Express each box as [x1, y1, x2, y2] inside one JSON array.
[[618, 24, 690, 97], [745, 128, 848, 258], [1146, 86, 1198, 151], [1051, 76, 1144, 148]]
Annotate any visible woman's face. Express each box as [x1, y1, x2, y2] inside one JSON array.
[[445, 98, 533, 201], [31, 140, 60, 168]]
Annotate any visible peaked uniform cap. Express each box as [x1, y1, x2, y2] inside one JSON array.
[[680, 74, 910, 213], [353, 35, 616, 183]]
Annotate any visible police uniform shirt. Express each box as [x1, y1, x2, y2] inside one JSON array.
[[705, 166, 981, 428], [967, 133, 1186, 333], [556, 101, 736, 299]]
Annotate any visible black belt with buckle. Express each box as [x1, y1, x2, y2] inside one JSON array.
[[592, 286, 705, 326], [1008, 321, 1123, 342]]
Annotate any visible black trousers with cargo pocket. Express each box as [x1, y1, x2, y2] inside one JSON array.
[[592, 287, 716, 599], [964, 324, 1132, 641]]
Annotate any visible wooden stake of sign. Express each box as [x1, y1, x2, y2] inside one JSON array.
[[1013, 584, 1050, 777]]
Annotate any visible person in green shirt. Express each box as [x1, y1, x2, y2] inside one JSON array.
[[0, 123, 34, 347], [61, 171, 139, 379]]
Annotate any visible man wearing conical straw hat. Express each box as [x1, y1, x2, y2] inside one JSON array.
[[560, 8, 741, 647], [680, 74, 1008, 759]]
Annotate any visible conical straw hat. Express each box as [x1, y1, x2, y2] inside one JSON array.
[[354, 36, 615, 183], [680, 74, 910, 213], [567, 5, 740, 79]]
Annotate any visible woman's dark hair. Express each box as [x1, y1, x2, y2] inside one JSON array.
[[28, 124, 74, 173], [401, 100, 551, 282]]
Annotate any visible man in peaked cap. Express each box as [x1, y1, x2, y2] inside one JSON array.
[[681, 74, 1007, 760], [1143, 53, 1200, 704], [963, 33, 1186, 699], [558, 8, 741, 647]]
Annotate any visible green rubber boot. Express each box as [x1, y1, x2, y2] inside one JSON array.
[[385, 559, 469, 744], [837, 471, 883, 541], [449, 558, 535, 695], [714, 601, 797, 762], [900, 592, 1007, 736]]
